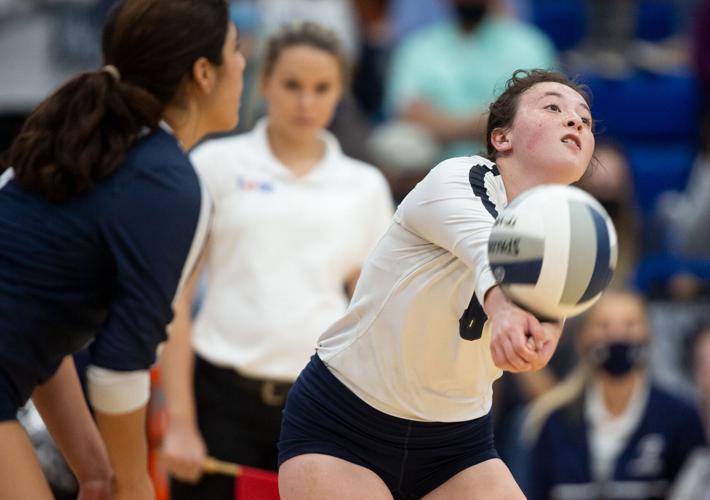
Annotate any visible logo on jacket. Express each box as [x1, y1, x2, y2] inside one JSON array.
[[236, 176, 273, 192], [628, 434, 665, 476]]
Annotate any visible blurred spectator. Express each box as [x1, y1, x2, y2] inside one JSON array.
[[382, 0, 556, 165], [389, 0, 450, 45], [388, 0, 532, 46], [351, 0, 390, 120], [563, 0, 690, 78], [689, 323, 710, 434], [160, 22, 393, 500], [656, 146, 710, 260], [565, 0, 638, 77], [523, 290, 706, 500], [655, 0, 710, 260], [577, 142, 640, 289], [668, 323, 710, 500]]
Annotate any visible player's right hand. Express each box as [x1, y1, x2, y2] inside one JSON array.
[[485, 286, 551, 372], [161, 419, 207, 483]]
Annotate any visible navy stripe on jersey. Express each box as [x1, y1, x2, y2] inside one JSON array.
[[459, 161, 501, 341], [468, 162, 500, 219]]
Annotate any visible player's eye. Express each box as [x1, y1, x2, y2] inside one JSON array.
[[544, 104, 560, 112], [284, 79, 300, 90]]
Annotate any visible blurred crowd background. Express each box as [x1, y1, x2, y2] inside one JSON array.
[[1, 0, 710, 499]]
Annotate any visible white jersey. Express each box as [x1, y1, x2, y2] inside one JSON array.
[[190, 119, 393, 381], [317, 155, 507, 422]]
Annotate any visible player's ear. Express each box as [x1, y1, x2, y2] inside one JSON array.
[[490, 127, 512, 154], [191, 56, 217, 95]]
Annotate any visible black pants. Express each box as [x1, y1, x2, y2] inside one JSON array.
[[170, 355, 290, 500]]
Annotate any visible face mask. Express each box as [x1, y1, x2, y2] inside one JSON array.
[[454, 3, 488, 28], [587, 341, 649, 377]]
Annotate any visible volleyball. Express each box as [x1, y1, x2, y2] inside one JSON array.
[[488, 185, 617, 320]]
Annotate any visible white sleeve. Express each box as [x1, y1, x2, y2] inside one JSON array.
[[359, 169, 395, 261], [396, 158, 498, 305], [86, 365, 150, 415]]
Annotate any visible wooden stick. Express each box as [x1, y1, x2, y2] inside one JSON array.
[[202, 456, 242, 477]]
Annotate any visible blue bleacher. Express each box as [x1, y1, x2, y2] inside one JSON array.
[[581, 72, 701, 213]]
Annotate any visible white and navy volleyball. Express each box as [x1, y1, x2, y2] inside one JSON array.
[[488, 185, 617, 320]]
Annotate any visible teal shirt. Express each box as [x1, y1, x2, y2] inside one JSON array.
[[386, 16, 557, 158]]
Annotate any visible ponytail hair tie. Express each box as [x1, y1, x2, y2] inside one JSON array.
[[101, 64, 121, 81]]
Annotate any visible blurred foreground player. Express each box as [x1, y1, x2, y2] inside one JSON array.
[[0, 1, 245, 499]]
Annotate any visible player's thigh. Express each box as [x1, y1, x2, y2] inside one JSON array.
[[0, 421, 53, 500], [279, 453, 393, 500], [422, 458, 525, 500]]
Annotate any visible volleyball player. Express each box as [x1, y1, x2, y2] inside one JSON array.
[[278, 69, 597, 499], [0, 1, 244, 499]]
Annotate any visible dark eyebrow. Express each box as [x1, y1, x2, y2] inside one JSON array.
[[538, 91, 590, 113]]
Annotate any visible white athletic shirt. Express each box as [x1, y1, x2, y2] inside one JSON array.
[[189, 119, 393, 381], [317, 155, 506, 422]]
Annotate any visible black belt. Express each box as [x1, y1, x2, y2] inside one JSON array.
[[196, 355, 293, 407]]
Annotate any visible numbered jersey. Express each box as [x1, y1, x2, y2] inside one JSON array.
[[317, 156, 508, 422]]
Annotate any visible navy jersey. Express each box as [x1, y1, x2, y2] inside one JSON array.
[[528, 384, 707, 500], [0, 128, 208, 410]]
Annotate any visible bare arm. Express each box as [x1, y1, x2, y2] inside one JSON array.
[[32, 356, 113, 500], [402, 100, 488, 143], [159, 250, 208, 482], [94, 406, 153, 500]]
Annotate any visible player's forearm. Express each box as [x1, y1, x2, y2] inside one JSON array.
[[161, 293, 198, 426], [94, 405, 151, 492], [161, 250, 205, 424], [482, 285, 511, 318], [32, 356, 113, 485], [438, 112, 488, 143]]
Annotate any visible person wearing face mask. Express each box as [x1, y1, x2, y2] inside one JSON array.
[[523, 291, 706, 500], [382, 0, 556, 165]]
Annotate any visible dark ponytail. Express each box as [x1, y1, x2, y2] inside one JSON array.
[[1, 0, 228, 202], [5, 71, 160, 202]]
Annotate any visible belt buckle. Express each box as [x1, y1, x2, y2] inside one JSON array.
[[260, 381, 287, 406]]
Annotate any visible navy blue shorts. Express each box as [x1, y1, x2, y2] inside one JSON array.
[[0, 370, 20, 421], [278, 355, 498, 500]]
